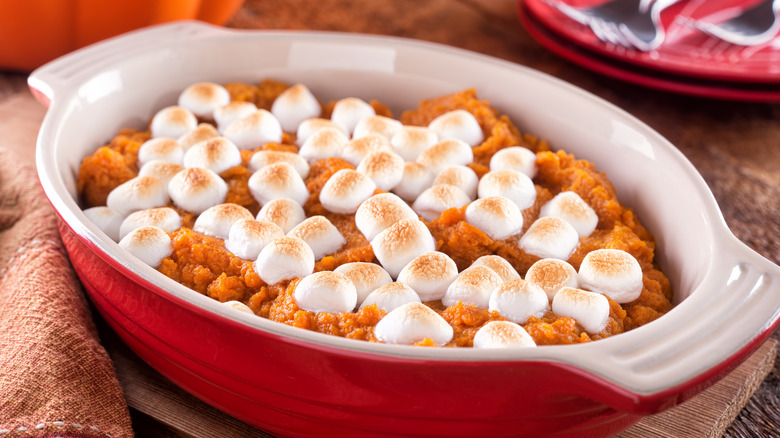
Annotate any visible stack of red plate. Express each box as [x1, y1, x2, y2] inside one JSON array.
[[518, 0, 780, 101]]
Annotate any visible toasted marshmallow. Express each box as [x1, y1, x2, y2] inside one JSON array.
[[525, 258, 579, 300], [552, 287, 610, 333], [214, 101, 258, 134], [168, 167, 228, 214], [222, 300, 254, 314], [298, 127, 349, 163], [118, 225, 172, 268], [518, 217, 580, 261], [319, 169, 377, 214], [433, 165, 478, 200], [248, 162, 310, 206], [464, 196, 524, 240], [355, 193, 419, 241], [271, 83, 321, 133], [334, 262, 393, 307], [293, 271, 357, 314], [106, 175, 169, 216], [488, 279, 550, 324], [416, 139, 474, 175], [477, 169, 536, 210], [390, 126, 438, 161], [392, 162, 434, 202], [177, 123, 221, 151], [442, 265, 503, 309], [138, 138, 183, 166], [223, 109, 283, 150], [178, 82, 230, 119], [330, 97, 375, 135], [254, 236, 315, 285], [287, 215, 346, 260], [225, 219, 285, 260], [412, 184, 471, 222], [296, 118, 347, 145], [193, 203, 254, 240], [255, 198, 306, 234], [490, 146, 537, 178], [370, 218, 436, 278], [578, 249, 643, 304], [396, 251, 458, 301], [249, 150, 310, 179], [471, 255, 521, 282], [353, 115, 403, 140], [539, 191, 598, 238], [356, 150, 405, 191], [360, 282, 421, 312], [150, 106, 198, 139], [373, 302, 453, 345], [339, 134, 392, 166], [182, 137, 242, 173], [119, 207, 182, 240], [473, 321, 536, 349], [428, 110, 484, 146], [83, 206, 123, 242], [138, 161, 185, 186]]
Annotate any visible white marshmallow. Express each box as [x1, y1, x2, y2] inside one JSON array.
[[356, 150, 405, 191], [294, 271, 357, 314], [518, 217, 580, 261], [255, 198, 306, 234], [525, 258, 579, 300], [223, 109, 283, 150], [442, 265, 503, 309], [477, 169, 537, 210], [396, 251, 458, 301], [370, 218, 436, 279], [427, 109, 484, 146], [416, 139, 474, 175], [339, 134, 392, 167], [334, 262, 393, 307], [330, 97, 375, 135], [412, 184, 471, 222], [490, 146, 537, 178], [182, 137, 242, 173], [360, 282, 421, 312], [390, 126, 438, 161], [225, 219, 285, 260], [298, 127, 349, 163], [271, 83, 321, 133], [355, 193, 418, 242], [178, 82, 231, 119], [249, 150, 310, 179], [373, 302, 453, 346], [193, 203, 254, 240], [287, 215, 346, 260], [392, 162, 434, 202], [319, 169, 377, 214], [118, 225, 172, 268], [119, 207, 182, 240], [488, 279, 550, 324], [471, 255, 521, 282], [222, 300, 254, 314], [106, 175, 169, 216], [83, 206, 123, 242], [150, 106, 198, 139], [296, 118, 347, 145], [352, 115, 403, 140], [539, 191, 599, 238], [552, 287, 610, 334], [137, 138, 183, 166], [473, 321, 536, 349], [578, 249, 643, 304], [214, 101, 258, 134], [464, 196, 524, 240], [138, 161, 185, 186], [433, 165, 478, 200], [177, 123, 221, 151], [248, 162, 310, 206], [254, 236, 315, 285], [168, 167, 228, 214]]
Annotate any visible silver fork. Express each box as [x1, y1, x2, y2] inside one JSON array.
[[689, 0, 780, 46], [543, 0, 685, 51]]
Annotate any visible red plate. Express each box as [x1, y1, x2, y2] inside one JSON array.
[[523, 0, 780, 84]]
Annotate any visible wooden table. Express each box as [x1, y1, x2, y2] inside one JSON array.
[[2, 0, 778, 436]]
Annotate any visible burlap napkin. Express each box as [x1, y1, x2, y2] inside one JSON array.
[[0, 147, 133, 438]]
